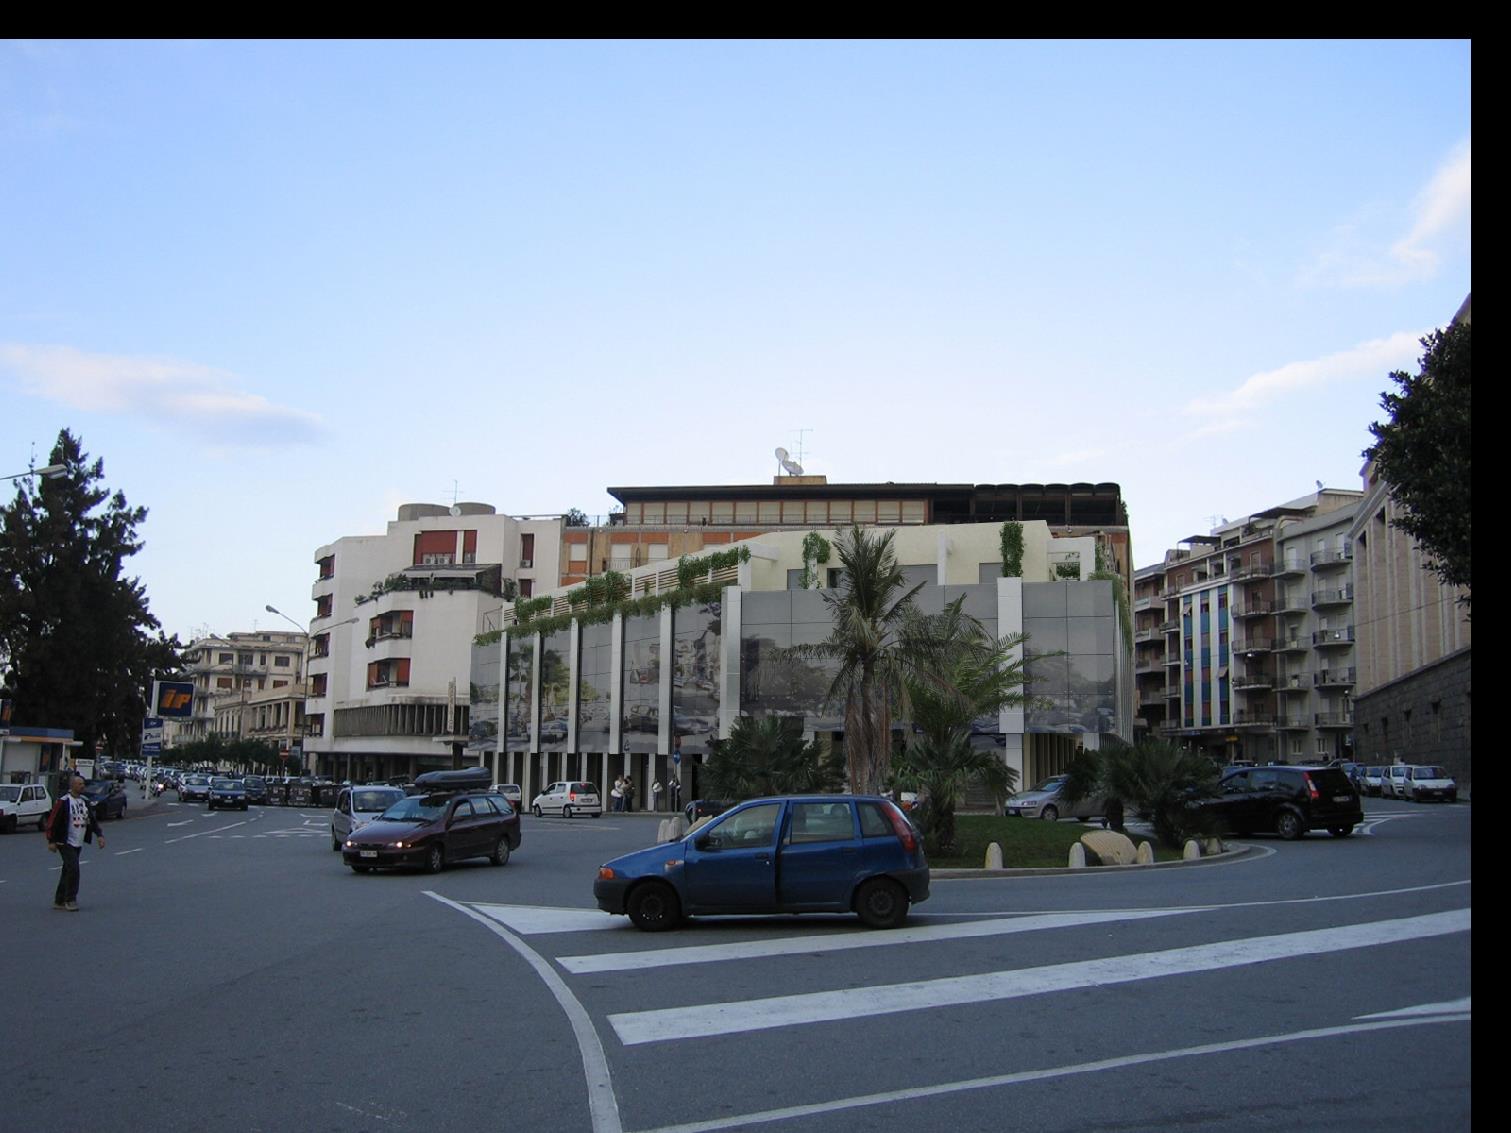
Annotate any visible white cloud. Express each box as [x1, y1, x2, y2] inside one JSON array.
[[1182, 330, 1425, 438], [1299, 140, 1470, 288], [0, 344, 323, 446]]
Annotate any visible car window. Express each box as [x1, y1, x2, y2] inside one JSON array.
[[1222, 771, 1250, 792], [787, 802, 856, 844], [1250, 769, 1281, 790], [451, 799, 476, 819], [353, 790, 398, 812], [1414, 766, 1447, 779], [857, 802, 892, 837], [0, 786, 19, 803], [703, 803, 781, 848], [380, 797, 446, 821], [485, 794, 513, 815]]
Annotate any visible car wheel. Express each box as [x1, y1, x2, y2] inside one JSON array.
[[351, 865, 371, 874], [38, 813, 48, 832], [1328, 826, 1354, 838], [532, 804, 542, 818], [331, 829, 341, 852], [563, 805, 574, 819], [1, 815, 14, 834], [1275, 810, 1304, 840], [425, 844, 445, 874], [626, 882, 682, 932], [1040, 805, 1059, 822], [855, 878, 909, 929], [489, 837, 511, 866]]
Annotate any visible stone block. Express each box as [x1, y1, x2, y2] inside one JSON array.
[[1081, 829, 1138, 865], [1182, 839, 1202, 861], [1136, 841, 1154, 865], [984, 842, 1003, 869]]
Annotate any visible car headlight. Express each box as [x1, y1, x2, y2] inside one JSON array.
[[344, 840, 354, 848]]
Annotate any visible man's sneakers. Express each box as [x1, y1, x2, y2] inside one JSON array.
[[52, 902, 65, 911], [65, 902, 79, 911]]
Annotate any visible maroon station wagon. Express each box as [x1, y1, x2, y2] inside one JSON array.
[[342, 769, 520, 874]]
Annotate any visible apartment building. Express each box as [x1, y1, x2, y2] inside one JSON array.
[[304, 503, 563, 781], [168, 631, 308, 747], [473, 519, 1133, 810], [1133, 490, 1363, 764], [560, 478, 1133, 593], [1348, 294, 1472, 779], [212, 682, 308, 755]]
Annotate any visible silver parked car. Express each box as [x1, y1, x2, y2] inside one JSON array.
[[1005, 775, 1106, 822], [331, 785, 407, 851]]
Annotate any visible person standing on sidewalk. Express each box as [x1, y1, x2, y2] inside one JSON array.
[[46, 774, 104, 911]]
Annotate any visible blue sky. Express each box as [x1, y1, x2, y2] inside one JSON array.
[[1, 40, 1471, 642]]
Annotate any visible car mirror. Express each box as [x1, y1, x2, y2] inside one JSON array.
[[695, 834, 720, 852]]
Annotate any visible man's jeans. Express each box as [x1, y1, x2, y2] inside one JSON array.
[[55, 843, 81, 905]]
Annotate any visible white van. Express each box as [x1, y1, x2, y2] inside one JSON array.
[[331, 785, 406, 851]]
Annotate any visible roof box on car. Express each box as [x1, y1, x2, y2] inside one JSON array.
[[413, 768, 492, 792]]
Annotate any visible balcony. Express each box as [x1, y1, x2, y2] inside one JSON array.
[[1233, 636, 1275, 656], [1273, 635, 1307, 653], [1232, 669, 1274, 691], [1233, 600, 1274, 618], [1311, 587, 1354, 608], [1272, 559, 1307, 578], [1135, 660, 1159, 674], [1229, 565, 1272, 583], [1276, 716, 1310, 730], [1134, 626, 1158, 643], [1160, 619, 1179, 634], [1314, 712, 1354, 729], [1310, 549, 1353, 570], [1274, 674, 1308, 693], [1166, 654, 1183, 667], [1163, 685, 1181, 699], [1312, 627, 1355, 648], [1314, 667, 1357, 688], [1233, 711, 1276, 729]]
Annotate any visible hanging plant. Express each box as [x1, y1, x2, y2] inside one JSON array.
[[800, 531, 832, 589], [1000, 521, 1024, 578]]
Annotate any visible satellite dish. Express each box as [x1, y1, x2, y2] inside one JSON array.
[[775, 447, 789, 462], [775, 445, 803, 476], [450, 505, 462, 516]]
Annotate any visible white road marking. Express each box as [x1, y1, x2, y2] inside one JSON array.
[[115, 848, 142, 856], [626, 1011, 1470, 1133], [609, 908, 1470, 1046], [558, 908, 1201, 974], [166, 820, 195, 828], [427, 891, 623, 1133], [473, 903, 630, 935], [164, 820, 248, 844], [1357, 997, 1471, 1020]]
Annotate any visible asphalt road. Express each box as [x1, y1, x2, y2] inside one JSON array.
[[0, 794, 1470, 1132]]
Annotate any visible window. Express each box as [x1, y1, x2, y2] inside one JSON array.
[[782, 500, 805, 524], [734, 500, 757, 523], [901, 500, 926, 523], [219, 653, 234, 664], [787, 802, 855, 843], [274, 655, 290, 667], [829, 500, 852, 523], [704, 803, 781, 847], [569, 542, 588, 562], [519, 579, 533, 597], [758, 500, 781, 524], [877, 500, 900, 523], [665, 501, 688, 524], [688, 501, 710, 524], [712, 500, 735, 524], [451, 799, 475, 819], [853, 500, 877, 523], [520, 533, 535, 567], [216, 677, 233, 689], [805, 501, 828, 524], [643, 502, 665, 524]]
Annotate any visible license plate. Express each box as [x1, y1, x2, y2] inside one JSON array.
[[1333, 795, 1351, 803], [359, 850, 377, 859]]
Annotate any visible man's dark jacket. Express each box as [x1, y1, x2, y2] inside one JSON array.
[[46, 795, 103, 845]]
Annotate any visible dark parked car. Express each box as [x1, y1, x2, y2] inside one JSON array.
[[208, 777, 248, 811], [596, 795, 929, 932], [82, 779, 129, 820], [1193, 765, 1363, 840], [342, 769, 521, 874], [241, 775, 268, 805]]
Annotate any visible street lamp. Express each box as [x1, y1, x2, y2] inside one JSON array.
[[3, 463, 67, 483], [266, 605, 312, 772]]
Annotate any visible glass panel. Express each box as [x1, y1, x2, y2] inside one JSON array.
[[734, 500, 757, 523], [853, 500, 876, 523], [782, 500, 805, 524], [758, 500, 781, 523], [788, 801, 855, 843], [877, 500, 901, 523], [621, 615, 660, 754], [805, 500, 828, 524], [539, 629, 571, 753], [467, 641, 500, 757], [665, 501, 688, 524], [504, 635, 535, 752], [829, 500, 852, 523], [688, 501, 710, 524], [643, 502, 665, 523], [901, 500, 926, 523], [672, 599, 722, 758], [576, 622, 613, 753]]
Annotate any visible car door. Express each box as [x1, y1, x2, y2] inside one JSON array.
[[1206, 771, 1252, 832], [445, 799, 484, 859], [334, 789, 351, 840], [683, 802, 783, 913], [778, 801, 861, 909]]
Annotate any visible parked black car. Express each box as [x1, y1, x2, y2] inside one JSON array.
[[241, 775, 268, 805], [1193, 765, 1363, 840], [82, 779, 129, 820]]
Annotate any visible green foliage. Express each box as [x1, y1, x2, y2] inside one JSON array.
[[1053, 560, 1081, 580], [701, 717, 845, 800], [1094, 736, 1219, 849], [167, 733, 285, 773], [800, 531, 832, 589], [563, 508, 589, 527], [1365, 321, 1471, 599], [1000, 521, 1024, 577], [0, 430, 181, 756]]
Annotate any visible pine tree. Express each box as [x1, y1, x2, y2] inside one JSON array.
[[0, 429, 181, 756]]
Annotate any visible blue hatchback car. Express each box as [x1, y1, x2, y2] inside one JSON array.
[[594, 795, 929, 932]]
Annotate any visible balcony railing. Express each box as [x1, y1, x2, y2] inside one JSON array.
[[1233, 601, 1274, 618], [1163, 685, 1181, 698], [1232, 670, 1274, 690], [1277, 717, 1310, 729], [1272, 559, 1307, 577], [1314, 712, 1354, 728], [1312, 627, 1355, 647], [1274, 673, 1308, 693], [1160, 619, 1179, 634], [1311, 587, 1354, 608], [1310, 549, 1353, 568], [1314, 667, 1357, 688], [1275, 635, 1308, 652], [1234, 636, 1275, 655], [1233, 711, 1276, 728], [1229, 565, 1272, 583]]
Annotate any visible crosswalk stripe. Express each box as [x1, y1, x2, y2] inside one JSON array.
[[558, 908, 1200, 974], [473, 904, 627, 935], [1356, 997, 1471, 1020], [608, 908, 1470, 1046]]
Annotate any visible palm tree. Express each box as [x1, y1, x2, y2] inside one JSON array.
[[786, 526, 931, 795], [701, 716, 844, 800], [1096, 736, 1220, 848], [890, 597, 1029, 853]]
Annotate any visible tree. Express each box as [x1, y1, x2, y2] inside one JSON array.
[[1365, 321, 1471, 599], [701, 716, 845, 800], [1094, 736, 1219, 849], [889, 598, 1028, 854], [564, 508, 590, 528], [787, 526, 931, 795], [0, 430, 181, 756]]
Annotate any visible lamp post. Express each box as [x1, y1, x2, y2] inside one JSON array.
[[2, 463, 67, 484], [266, 604, 311, 774], [268, 604, 360, 779]]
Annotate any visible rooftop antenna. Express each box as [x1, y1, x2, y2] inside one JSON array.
[[793, 428, 812, 469]]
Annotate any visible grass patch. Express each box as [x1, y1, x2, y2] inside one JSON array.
[[930, 814, 1183, 869]]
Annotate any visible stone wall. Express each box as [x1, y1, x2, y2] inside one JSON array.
[[1353, 647, 1471, 784]]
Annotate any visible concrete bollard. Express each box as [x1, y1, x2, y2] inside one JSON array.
[[1068, 842, 1087, 869], [656, 818, 670, 842], [1182, 839, 1202, 861], [984, 842, 1003, 869], [1203, 836, 1225, 856], [668, 815, 688, 840], [1136, 841, 1154, 865]]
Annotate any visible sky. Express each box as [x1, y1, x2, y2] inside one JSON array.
[[1, 40, 1471, 642]]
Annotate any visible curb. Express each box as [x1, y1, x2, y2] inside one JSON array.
[[931, 843, 1262, 879]]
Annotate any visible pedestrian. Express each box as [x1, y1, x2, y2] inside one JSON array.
[[623, 775, 634, 813], [652, 779, 664, 812], [46, 773, 104, 911], [670, 776, 681, 811], [611, 776, 624, 813]]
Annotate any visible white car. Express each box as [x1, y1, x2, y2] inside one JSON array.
[[0, 783, 53, 833], [331, 785, 407, 851], [491, 783, 523, 812], [531, 781, 603, 818], [1406, 765, 1457, 803], [1384, 765, 1413, 799], [1361, 766, 1387, 796]]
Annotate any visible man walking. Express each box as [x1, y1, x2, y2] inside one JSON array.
[[46, 774, 104, 911]]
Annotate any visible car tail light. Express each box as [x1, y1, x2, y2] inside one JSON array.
[[882, 801, 917, 853], [570, 792, 577, 801], [1302, 773, 1320, 801]]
